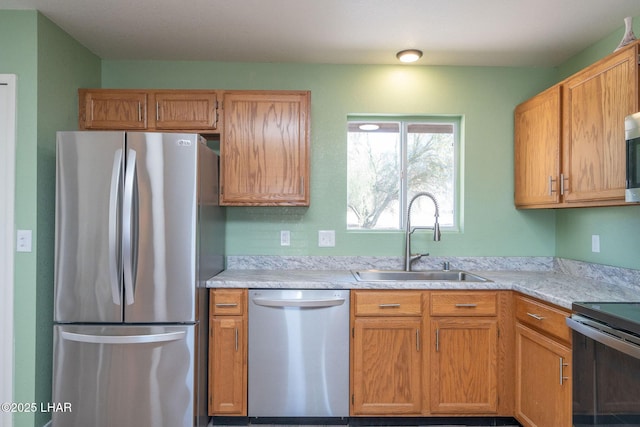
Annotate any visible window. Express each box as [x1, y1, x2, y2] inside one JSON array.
[[347, 117, 459, 231]]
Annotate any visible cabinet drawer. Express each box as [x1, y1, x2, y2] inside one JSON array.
[[211, 289, 246, 316], [430, 291, 497, 316], [515, 294, 571, 343], [353, 291, 423, 316]]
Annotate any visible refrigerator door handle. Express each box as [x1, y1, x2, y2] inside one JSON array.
[[123, 148, 138, 306], [108, 149, 123, 305], [60, 330, 186, 345]]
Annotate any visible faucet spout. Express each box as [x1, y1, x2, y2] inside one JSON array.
[[404, 192, 441, 271]]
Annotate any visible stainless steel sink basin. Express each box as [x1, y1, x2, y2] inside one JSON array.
[[352, 269, 490, 282]]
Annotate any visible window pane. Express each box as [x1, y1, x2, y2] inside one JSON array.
[[347, 118, 458, 231], [347, 123, 401, 229], [407, 123, 455, 227]]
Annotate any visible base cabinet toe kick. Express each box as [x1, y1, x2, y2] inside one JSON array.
[[208, 289, 571, 423]]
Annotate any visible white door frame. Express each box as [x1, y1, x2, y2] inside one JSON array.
[[0, 74, 17, 427]]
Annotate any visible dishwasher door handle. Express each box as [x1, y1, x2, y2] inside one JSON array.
[[252, 297, 346, 308]]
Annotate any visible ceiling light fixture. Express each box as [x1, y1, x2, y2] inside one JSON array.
[[396, 49, 423, 63]]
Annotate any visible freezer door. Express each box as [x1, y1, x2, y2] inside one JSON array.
[[123, 133, 199, 323], [52, 324, 200, 427], [55, 131, 125, 323]]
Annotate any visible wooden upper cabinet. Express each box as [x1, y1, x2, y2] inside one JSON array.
[[79, 89, 148, 130], [562, 43, 638, 204], [514, 85, 562, 208], [514, 40, 640, 209], [220, 90, 310, 206], [154, 91, 218, 130], [78, 89, 220, 133]]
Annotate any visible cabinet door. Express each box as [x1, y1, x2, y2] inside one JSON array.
[[154, 92, 218, 130], [430, 318, 498, 414], [514, 85, 562, 207], [209, 316, 246, 415], [515, 323, 571, 427], [562, 44, 638, 203], [351, 317, 422, 415], [80, 90, 148, 130], [221, 91, 310, 206]]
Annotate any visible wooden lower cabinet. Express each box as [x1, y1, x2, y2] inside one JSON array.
[[514, 294, 572, 427], [350, 290, 425, 415], [351, 317, 423, 415], [429, 291, 505, 415], [350, 290, 512, 418], [430, 317, 498, 414], [208, 289, 247, 416]]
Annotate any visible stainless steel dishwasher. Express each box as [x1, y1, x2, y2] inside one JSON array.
[[248, 289, 350, 417]]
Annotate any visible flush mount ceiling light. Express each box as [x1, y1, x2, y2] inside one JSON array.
[[396, 49, 423, 63], [358, 124, 380, 131]]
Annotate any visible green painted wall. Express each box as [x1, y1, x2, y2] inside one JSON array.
[[103, 61, 558, 257], [104, 17, 640, 267], [0, 11, 39, 427], [0, 10, 101, 427]]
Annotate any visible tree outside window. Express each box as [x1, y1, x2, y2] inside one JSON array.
[[347, 118, 458, 231]]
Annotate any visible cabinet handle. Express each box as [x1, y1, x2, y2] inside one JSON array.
[[527, 312, 545, 321], [455, 303, 477, 308], [235, 328, 238, 352], [216, 303, 238, 307], [416, 329, 420, 352], [548, 176, 557, 195], [379, 303, 401, 308], [560, 173, 567, 195], [156, 102, 160, 121], [435, 328, 440, 352], [138, 102, 142, 122], [559, 357, 569, 385]]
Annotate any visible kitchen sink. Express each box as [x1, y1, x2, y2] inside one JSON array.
[[352, 269, 490, 282]]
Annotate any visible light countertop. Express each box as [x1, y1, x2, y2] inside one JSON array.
[[206, 268, 639, 309]]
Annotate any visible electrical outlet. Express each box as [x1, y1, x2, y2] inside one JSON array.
[[592, 234, 600, 253], [318, 230, 335, 247], [16, 229, 32, 252], [280, 230, 291, 246]]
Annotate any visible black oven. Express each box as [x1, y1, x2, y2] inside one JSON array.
[[567, 303, 640, 426]]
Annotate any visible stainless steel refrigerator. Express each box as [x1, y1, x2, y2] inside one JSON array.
[[52, 131, 224, 427]]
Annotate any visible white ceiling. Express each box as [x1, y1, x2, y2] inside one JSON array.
[[2, 0, 640, 66]]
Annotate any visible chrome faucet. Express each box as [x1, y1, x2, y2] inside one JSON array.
[[404, 192, 441, 271]]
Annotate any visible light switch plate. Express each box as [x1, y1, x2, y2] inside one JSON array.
[[318, 230, 335, 247], [280, 230, 291, 246]]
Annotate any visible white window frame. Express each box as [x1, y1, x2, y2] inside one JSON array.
[[347, 115, 461, 231], [0, 74, 16, 427]]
